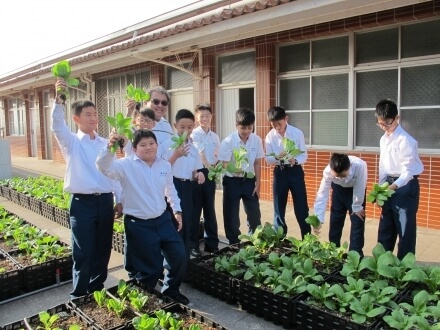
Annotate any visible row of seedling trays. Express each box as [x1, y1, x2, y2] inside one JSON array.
[[188, 223, 440, 329], [1, 279, 228, 330], [0, 206, 72, 302]]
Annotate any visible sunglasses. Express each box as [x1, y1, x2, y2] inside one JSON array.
[[152, 99, 169, 106]]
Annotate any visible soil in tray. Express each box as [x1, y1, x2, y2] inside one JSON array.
[[180, 316, 218, 330], [79, 300, 136, 329], [0, 257, 19, 272], [0, 239, 19, 252], [28, 311, 87, 329], [114, 291, 170, 314]]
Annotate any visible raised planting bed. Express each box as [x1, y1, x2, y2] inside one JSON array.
[[40, 201, 55, 221], [17, 193, 30, 209], [24, 303, 95, 330], [29, 197, 41, 214], [189, 254, 242, 304], [54, 207, 70, 228], [112, 231, 125, 255], [0, 253, 23, 301]]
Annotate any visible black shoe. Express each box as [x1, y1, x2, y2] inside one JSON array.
[[204, 246, 219, 253], [168, 292, 190, 305], [190, 248, 201, 258]]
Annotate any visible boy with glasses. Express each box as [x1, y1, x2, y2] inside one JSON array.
[[313, 153, 368, 257], [375, 99, 424, 260], [190, 104, 220, 256]]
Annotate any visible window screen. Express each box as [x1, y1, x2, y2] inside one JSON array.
[[401, 64, 440, 106], [400, 108, 440, 149], [312, 74, 348, 110], [355, 110, 384, 147], [312, 111, 348, 146], [356, 28, 398, 64], [356, 69, 398, 108], [287, 112, 310, 145], [218, 52, 256, 84], [168, 63, 193, 89], [402, 20, 440, 58]]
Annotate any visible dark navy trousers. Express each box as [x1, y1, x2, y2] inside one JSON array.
[[191, 168, 219, 251], [378, 177, 420, 260], [69, 193, 114, 298], [124, 212, 186, 297], [173, 178, 194, 259], [329, 182, 366, 257], [273, 165, 310, 238], [222, 176, 261, 244]]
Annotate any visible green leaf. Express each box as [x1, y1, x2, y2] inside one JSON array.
[[51, 60, 71, 79], [68, 78, 80, 87], [106, 116, 116, 128]]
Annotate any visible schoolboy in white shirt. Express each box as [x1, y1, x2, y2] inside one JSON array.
[[218, 108, 264, 245], [313, 153, 368, 257], [265, 106, 310, 238], [159, 109, 205, 260], [190, 103, 221, 256], [375, 99, 424, 260], [51, 78, 122, 298], [96, 129, 189, 305]]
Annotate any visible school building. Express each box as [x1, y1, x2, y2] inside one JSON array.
[[0, 0, 439, 228]]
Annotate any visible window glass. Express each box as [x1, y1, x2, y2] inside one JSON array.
[[356, 69, 398, 108], [279, 78, 310, 110], [287, 112, 310, 145], [401, 64, 440, 106], [312, 74, 348, 109], [279, 43, 309, 72], [355, 110, 384, 147], [312, 111, 348, 146], [402, 20, 440, 58], [400, 108, 440, 149], [356, 28, 398, 64], [312, 36, 348, 68]]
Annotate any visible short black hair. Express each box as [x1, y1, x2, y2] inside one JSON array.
[[235, 108, 255, 126], [140, 108, 155, 121], [375, 99, 398, 119], [175, 109, 195, 122], [195, 103, 212, 114], [71, 100, 95, 116], [132, 129, 157, 148], [329, 153, 350, 174], [267, 106, 286, 122]]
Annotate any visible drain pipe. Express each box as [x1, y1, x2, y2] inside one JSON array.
[[0, 279, 72, 306]]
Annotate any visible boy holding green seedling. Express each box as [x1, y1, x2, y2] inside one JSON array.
[[190, 103, 220, 256], [313, 153, 368, 257], [265, 106, 310, 238], [375, 99, 424, 260], [96, 129, 189, 305], [51, 78, 122, 298], [218, 108, 264, 244], [159, 109, 205, 261]]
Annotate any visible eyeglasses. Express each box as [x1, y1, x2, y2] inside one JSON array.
[[138, 118, 153, 124], [376, 117, 395, 128], [151, 99, 169, 107]]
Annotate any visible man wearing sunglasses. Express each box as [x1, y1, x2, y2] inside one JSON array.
[[147, 86, 174, 138]]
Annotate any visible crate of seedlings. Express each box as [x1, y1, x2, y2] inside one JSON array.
[[0, 253, 23, 301]]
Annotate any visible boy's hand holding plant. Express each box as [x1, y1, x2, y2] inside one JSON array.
[[305, 214, 322, 235], [367, 182, 395, 206], [170, 131, 190, 157], [51, 60, 80, 102], [267, 137, 304, 167], [106, 112, 134, 153], [227, 146, 255, 179]]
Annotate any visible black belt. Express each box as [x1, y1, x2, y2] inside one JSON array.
[[73, 192, 112, 197], [126, 214, 159, 221], [173, 177, 192, 182], [386, 175, 419, 183]]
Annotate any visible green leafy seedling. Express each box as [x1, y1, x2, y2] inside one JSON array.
[[37, 311, 59, 330], [106, 112, 134, 153], [125, 84, 150, 103], [169, 131, 188, 151], [367, 182, 395, 206], [305, 214, 321, 229], [51, 60, 80, 101], [208, 162, 225, 183], [267, 137, 304, 161]]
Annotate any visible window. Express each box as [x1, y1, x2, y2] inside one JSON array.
[[167, 63, 193, 90], [95, 70, 150, 137], [278, 36, 349, 147], [218, 52, 256, 84], [279, 19, 440, 150], [7, 98, 25, 136]]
